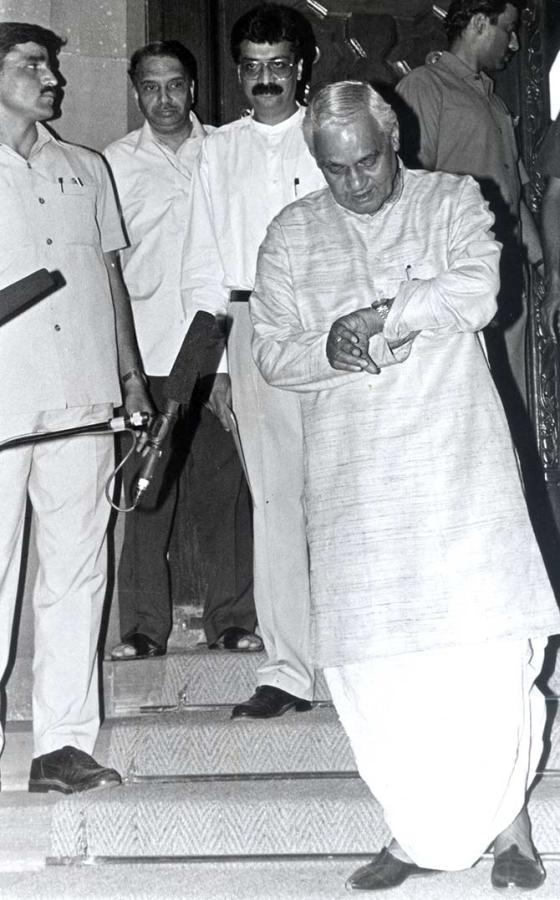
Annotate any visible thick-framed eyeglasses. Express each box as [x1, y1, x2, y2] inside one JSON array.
[[239, 58, 296, 80]]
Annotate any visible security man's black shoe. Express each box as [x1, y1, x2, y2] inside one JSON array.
[[29, 746, 122, 794]]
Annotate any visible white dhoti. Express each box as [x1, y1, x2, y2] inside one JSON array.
[[324, 638, 547, 871]]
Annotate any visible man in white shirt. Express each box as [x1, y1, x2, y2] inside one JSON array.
[[105, 42, 258, 661], [0, 21, 152, 793], [183, 3, 325, 718]]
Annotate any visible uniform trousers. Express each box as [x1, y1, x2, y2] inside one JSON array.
[[228, 301, 314, 700], [325, 638, 547, 871], [0, 404, 113, 758]]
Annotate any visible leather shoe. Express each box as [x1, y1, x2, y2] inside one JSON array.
[[29, 746, 122, 794], [491, 844, 546, 890], [231, 685, 312, 719], [346, 847, 438, 891]]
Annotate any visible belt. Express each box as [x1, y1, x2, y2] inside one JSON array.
[[230, 290, 252, 303]]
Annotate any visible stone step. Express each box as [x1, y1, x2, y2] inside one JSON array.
[[49, 775, 560, 862], [3, 856, 560, 899], [106, 706, 353, 778]]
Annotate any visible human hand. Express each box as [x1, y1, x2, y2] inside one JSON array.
[[326, 307, 386, 374], [204, 373, 232, 431]]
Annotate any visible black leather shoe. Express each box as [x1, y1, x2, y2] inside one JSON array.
[[491, 844, 546, 890], [346, 847, 438, 891], [29, 746, 122, 794], [231, 685, 312, 719]]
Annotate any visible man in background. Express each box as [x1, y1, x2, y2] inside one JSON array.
[[183, 3, 325, 718], [396, 0, 543, 461], [0, 21, 152, 792], [105, 41, 257, 660]]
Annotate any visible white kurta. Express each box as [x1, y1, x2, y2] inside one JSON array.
[[251, 167, 560, 669]]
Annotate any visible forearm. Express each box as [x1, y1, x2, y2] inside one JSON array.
[[520, 197, 543, 267], [103, 251, 144, 377], [541, 177, 560, 286]]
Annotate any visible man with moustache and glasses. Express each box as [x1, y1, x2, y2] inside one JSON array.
[[183, 3, 325, 719], [0, 22, 151, 793]]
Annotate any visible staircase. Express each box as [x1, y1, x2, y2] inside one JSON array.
[[1, 613, 560, 899]]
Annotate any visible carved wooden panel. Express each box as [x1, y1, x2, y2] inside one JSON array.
[[520, 1, 560, 510]]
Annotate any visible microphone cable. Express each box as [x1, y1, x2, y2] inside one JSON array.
[[0, 412, 151, 515]]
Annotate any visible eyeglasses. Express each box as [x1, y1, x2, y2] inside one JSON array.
[[239, 58, 296, 80]]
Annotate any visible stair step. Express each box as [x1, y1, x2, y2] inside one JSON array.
[[0, 792, 59, 872], [5, 649, 331, 720], [49, 775, 560, 861], [4, 857, 560, 899], [50, 777, 387, 860], [8, 642, 559, 722], [107, 649, 331, 716], [106, 706, 352, 778]]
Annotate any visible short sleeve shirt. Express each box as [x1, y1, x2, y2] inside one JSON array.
[[0, 124, 125, 413], [396, 52, 524, 227]]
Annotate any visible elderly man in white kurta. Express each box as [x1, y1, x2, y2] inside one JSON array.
[[251, 81, 560, 893]]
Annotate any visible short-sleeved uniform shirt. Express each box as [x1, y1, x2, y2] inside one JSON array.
[[0, 124, 125, 413]]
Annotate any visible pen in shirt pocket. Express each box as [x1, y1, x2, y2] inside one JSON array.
[[294, 177, 300, 198]]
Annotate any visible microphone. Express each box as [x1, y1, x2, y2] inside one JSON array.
[[0, 269, 58, 326], [134, 311, 225, 501]]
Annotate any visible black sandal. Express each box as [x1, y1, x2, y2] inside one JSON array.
[[209, 626, 263, 653], [111, 632, 166, 661]]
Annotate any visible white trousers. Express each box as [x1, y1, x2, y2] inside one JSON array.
[[0, 405, 114, 757], [228, 303, 314, 699], [324, 638, 547, 870]]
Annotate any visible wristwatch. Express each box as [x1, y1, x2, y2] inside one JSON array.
[[372, 301, 390, 322]]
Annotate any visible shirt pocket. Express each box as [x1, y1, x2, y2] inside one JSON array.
[[56, 182, 99, 246]]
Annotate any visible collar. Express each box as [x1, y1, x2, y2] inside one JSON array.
[[431, 50, 494, 95], [133, 111, 208, 153], [250, 104, 304, 135]]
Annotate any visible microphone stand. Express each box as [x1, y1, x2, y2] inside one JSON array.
[[0, 412, 151, 513], [0, 412, 150, 452]]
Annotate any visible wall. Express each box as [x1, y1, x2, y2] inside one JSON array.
[[0, 0, 145, 151]]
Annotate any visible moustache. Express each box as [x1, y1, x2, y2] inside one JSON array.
[[252, 83, 283, 96]]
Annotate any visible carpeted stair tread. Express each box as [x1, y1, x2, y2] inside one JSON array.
[[49, 775, 560, 861], [107, 649, 330, 716], [5, 858, 560, 900], [107, 706, 352, 777], [50, 777, 389, 859]]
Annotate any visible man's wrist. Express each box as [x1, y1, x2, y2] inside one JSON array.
[[121, 367, 147, 387]]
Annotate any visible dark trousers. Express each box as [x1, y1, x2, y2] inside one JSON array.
[[117, 376, 255, 646]]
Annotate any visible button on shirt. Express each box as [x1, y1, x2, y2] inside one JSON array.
[[0, 124, 125, 413], [104, 114, 212, 375], [182, 106, 326, 345]]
